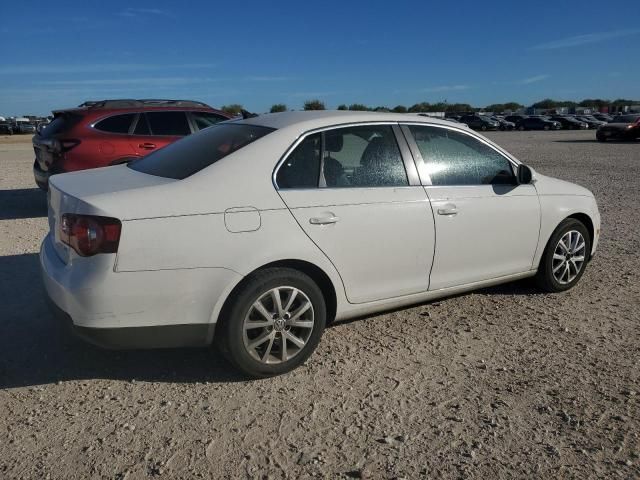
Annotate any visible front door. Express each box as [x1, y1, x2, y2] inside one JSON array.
[[403, 124, 540, 291], [276, 124, 436, 304]]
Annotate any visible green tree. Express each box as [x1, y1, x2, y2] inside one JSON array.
[[348, 103, 369, 111], [531, 98, 557, 109], [408, 102, 430, 113], [270, 104, 287, 113], [373, 106, 390, 112], [220, 104, 243, 116], [392, 105, 407, 113], [337, 104, 348, 110], [304, 99, 325, 110]]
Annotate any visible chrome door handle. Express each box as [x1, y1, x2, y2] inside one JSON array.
[[437, 204, 458, 216], [309, 215, 340, 225]]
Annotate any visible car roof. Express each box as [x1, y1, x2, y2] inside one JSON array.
[[235, 110, 468, 131]]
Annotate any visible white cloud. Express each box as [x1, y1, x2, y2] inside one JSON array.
[[519, 74, 550, 85], [420, 85, 470, 93], [243, 76, 292, 82], [0, 63, 215, 75], [530, 29, 640, 50], [39, 77, 219, 87], [119, 8, 171, 18]]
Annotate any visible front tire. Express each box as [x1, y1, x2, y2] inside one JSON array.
[[216, 268, 326, 378], [535, 219, 591, 293]]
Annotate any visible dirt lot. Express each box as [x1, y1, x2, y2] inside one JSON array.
[[0, 131, 638, 479]]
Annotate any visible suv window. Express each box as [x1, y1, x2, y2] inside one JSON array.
[[94, 113, 136, 134], [146, 111, 191, 136], [408, 125, 515, 186], [276, 134, 321, 188], [128, 124, 274, 179], [192, 112, 228, 131], [133, 113, 151, 135]]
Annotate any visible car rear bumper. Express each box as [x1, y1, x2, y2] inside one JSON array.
[[33, 160, 50, 191], [40, 234, 241, 349]]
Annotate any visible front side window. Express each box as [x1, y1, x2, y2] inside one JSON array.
[[94, 113, 136, 134], [408, 125, 515, 186], [146, 111, 191, 136], [128, 123, 274, 179]]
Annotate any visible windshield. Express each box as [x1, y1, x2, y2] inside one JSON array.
[[128, 123, 275, 179]]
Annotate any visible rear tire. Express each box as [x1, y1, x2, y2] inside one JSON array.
[[535, 218, 591, 293], [216, 268, 326, 378], [544, 125, 550, 131]]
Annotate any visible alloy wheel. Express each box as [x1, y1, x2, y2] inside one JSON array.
[[242, 286, 314, 364], [552, 230, 586, 285]]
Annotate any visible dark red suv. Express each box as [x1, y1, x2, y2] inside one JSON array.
[[33, 99, 231, 190]]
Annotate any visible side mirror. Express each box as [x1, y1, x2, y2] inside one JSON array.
[[517, 164, 533, 184]]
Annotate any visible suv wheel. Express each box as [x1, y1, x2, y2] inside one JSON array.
[[217, 268, 326, 378], [536, 218, 591, 293]]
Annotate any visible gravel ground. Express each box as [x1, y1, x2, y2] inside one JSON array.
[[0, 131, 638, 479]]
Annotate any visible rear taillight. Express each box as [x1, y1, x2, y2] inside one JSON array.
[[60, 214, 121, 257]]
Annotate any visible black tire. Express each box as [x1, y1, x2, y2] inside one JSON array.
[[481, 125, 487, 131], [596, 134, 606, 142], [535, 218, 591, 293], [215, 267, 326, 378], [543, 125, 550, 131], [518, 125, 525, 131]]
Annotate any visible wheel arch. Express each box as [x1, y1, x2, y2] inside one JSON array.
[[210, 259, 339, 340], [535, 210, 597, 271]]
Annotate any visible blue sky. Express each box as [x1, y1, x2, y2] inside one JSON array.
[[1, 0, 639, 115]]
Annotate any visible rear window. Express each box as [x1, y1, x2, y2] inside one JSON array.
[[128, 123, 275, 179], [39, 112, 83, 138]]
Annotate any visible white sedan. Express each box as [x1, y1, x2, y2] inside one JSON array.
[[41, 111, 600, 377]]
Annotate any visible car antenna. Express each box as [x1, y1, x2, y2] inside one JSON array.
[[241, 109, 258, 119]]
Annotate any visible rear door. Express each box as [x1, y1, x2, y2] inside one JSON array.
[[403, 124, 540, 290], [276, 124, 436, 304], [130, 111, 192, 156]]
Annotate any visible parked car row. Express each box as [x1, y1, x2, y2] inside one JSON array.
[[449, 112, 632, 132], [0, 122, 40, 134]]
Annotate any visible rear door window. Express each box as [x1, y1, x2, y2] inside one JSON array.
[[94, 114, 136, 134], [146, 111, 191, 136], [276, 133, 321, 188], [133, 113, 151, 135], [128, 123, 274, 179]]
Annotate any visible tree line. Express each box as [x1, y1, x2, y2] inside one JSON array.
[[218, 98, 639, 116]]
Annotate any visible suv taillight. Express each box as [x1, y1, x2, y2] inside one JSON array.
[[60, 214, 121, 256]]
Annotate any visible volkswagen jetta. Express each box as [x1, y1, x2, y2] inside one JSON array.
[[41, 111, 601, 377]]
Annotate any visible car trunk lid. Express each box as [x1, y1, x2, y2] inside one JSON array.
[[47, 165, 175, 264]]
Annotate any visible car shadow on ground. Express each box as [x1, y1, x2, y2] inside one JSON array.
[[330, 279, 541, 329], [0, 188, 47, 220], [1, 253, 543, 389], [0, 253, 245, 389]]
